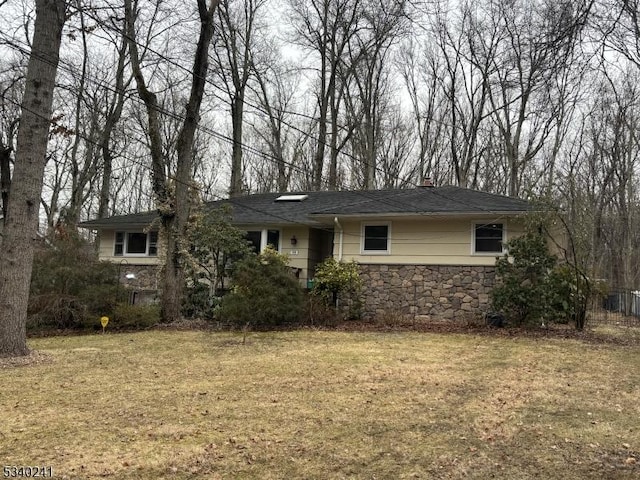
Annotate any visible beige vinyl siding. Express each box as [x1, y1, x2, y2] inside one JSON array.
[[337, 217, 525, 266], [281, 226, 311, 283]]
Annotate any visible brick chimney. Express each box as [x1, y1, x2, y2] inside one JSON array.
[[421, 177, 435, 188]]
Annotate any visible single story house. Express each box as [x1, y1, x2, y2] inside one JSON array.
[[80, 185, 534, 320]]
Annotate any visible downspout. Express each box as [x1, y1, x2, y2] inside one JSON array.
[[334, 216, 343, 261]]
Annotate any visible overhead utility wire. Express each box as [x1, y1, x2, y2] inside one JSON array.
[[11, 96, 507, 245], [60, 11, 503, 215], [3, 35, 444, 215], [67, 4, 423, 188], [2, 19, 504, 217]]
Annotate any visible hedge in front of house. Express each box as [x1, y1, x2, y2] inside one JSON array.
[[28, 236, 127, 330], [218, 248, 303, 328]]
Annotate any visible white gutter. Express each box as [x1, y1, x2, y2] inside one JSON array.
[[310, 211, 530, 219], [334, 216, 343, 261]]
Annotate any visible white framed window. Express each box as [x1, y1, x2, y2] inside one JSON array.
[[114, 231, 158, 257], [361, 223, 391, 254], [245, 229, 281, 253], [473, 222, 504, 254]]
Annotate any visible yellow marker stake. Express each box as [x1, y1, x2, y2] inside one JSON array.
[[100, 316, 109, 334]]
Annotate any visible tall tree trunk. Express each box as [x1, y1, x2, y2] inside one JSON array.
[[0, 0, 66, 357], [214, 0, 261, 198], [312, 38, 329, 191], [327, 85, 338, 190], [165, 0, 219, 321], [97, 28, 128, 256], [125, 0, 219, 322], [0, 144, 11, 223], [229, 94, 244, 197], [65, 3, 89, 228]]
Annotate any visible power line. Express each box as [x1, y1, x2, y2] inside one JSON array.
[[2, 35, 439, 216], [1, 9, 510, 229], [9, 94, 511, 248], [64, 2, 423, 188]]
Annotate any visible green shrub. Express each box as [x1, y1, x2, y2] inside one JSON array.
[[182, 282, 222, 320], [28, 236, 126, 330], [111, 304, 161, 330], [312, 258, 363, 320], [27, 294, 88, 330], [218, 248, 303, 328], [78, 284, 126, 317], [492, 232, 554, 325], [546, 264, 589, 325], [491, 232, 584, 326], [184, 205, 252, 294]]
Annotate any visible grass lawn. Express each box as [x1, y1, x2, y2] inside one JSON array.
[[1, 329, 639, 479]]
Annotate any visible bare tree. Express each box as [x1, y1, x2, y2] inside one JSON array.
[[398, 38, 449, 186], [97, 15, 130, 220], [375, 109, 416, 188], [212, 0, 265, 197], [251, 60, 299, 192], [555, 67, 640, 290], [0, 62, 23, 223], [290, 0, 364, 190], [0, 0, 66, 357], [601, 0, 640, 68], [485, 0, 592, 196], [424, 3, 497, 189], [346, 0, 407, 189], [399, 1, 500, 190], [125, 0, 220, 322]]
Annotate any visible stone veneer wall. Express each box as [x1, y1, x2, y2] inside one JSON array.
[[357, 264, 496, 321], [117, 264, 161, 305], [118, 264, 161, 291]]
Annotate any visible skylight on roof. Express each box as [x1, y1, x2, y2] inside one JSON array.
[[275, 194, 309, 202]]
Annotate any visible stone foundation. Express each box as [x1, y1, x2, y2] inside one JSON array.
[[357, 264, 496, 321], [117, 264, 161, 292]]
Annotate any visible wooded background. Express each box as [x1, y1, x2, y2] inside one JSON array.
[[0, 0, 638, 289]]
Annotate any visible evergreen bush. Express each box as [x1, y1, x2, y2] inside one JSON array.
[[491, 232, 584, 326], [218, 248, 303, 328], [28, 236, 126, 330]]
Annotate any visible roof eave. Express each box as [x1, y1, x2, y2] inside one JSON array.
[[78, 221, 156, 229], [309, 210, 530, 219], [234, 219, 333, 228]]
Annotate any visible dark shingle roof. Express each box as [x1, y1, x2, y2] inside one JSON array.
[[80, 211, 159, 228], [79, 186, 531, 229]]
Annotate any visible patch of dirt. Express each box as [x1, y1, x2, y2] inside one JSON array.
[[333, 320, 640, 346], [0, 350, 53, 368]]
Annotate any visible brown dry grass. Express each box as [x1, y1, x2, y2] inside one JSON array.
[[1, 330, 639, 479]]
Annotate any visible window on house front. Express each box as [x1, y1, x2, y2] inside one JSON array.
[[148, 231, 158, 256], [127, 232, 147, 254], [245, 229, 281, 253], [114, 231, 158, 257], [474, 223, 504, 253], [267, 230, 280, 250], [114, 232, 124, 255], [362, 224, 390, 253], [246, 231, 262, 253]]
